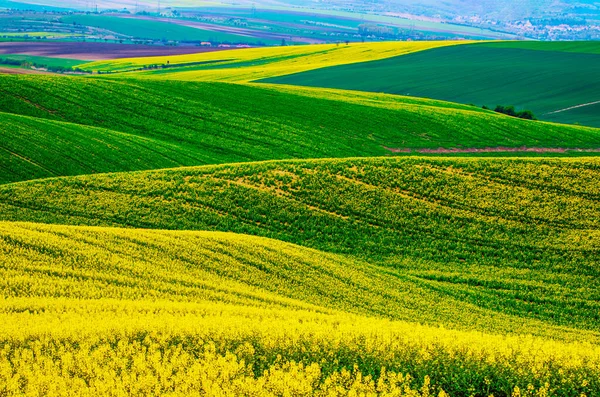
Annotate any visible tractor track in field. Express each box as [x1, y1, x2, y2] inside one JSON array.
[[545, 100, 600, 115]]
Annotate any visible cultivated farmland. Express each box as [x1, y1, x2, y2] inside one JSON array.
[[78, 41, 460, 77], [61, 14, 279, 45], [1, 75, 600, 184], [264, 41, 600, 127], [1, 157, 600, 395], [1, 221, 599, 396], [1, 37, 600, 397]]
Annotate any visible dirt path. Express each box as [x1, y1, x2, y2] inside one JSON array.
[[385, 146, 600, 154], [0, 67, 51, 75]]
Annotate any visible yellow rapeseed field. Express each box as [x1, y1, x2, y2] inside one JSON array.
[[80, 41, 467, 82], [1, 222, 599, 396]]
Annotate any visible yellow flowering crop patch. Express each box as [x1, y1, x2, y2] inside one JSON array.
[[0, 221, 599, 396], [80, 41, 467, 82]]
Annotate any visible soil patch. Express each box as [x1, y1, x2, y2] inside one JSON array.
[[0, 67, 50, 74], [0, 42, 230, 61]]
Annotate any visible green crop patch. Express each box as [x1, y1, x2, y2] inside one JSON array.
[[263, 41, 600, 128], [1, 74, 599, 184], [0, 54, 87, 68], [0, 111, 207, 184]]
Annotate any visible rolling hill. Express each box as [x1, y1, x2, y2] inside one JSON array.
[[1, 157, 599, 334], [1, 39, 600, 396], [0, 111, 207, 184], [264, 41, 600, 127], [1, 220, 599, 396], [1, 74, 600, 184]]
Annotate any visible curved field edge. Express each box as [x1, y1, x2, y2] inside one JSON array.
[[1, 221, 599, 396], [0, 156, 599, 336]]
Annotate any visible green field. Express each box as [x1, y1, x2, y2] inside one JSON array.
[[1, 40, 600, 396], [264, 41, 600, 127], [0, 111, 205, 184], [60, 14, 277, 44], [1, 74, 600, 184], [0, 54, 87, 68]]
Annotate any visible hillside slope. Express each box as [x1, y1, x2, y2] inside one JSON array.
[[264, 42, 600, 127], [2, 223, 599, 396], [2, 221, 580, 336], [0, 111, 210, 184], [1, 157, 598, 335], [2, 75, 600, 183]]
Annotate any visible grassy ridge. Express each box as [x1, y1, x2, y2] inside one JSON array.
[[1, 221, 599, 396], [1, 74, 600, 183], [1, 157, 598, 334], [263, 41, 600, 127]]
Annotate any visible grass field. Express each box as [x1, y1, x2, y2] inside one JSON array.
[[1, 74, 600, 184], [263, 41, 600, 127], [473, 41, 600, 54], [1, 39, 600, 396], [0, 110, 208, 184], [60, 14, 278, 44]]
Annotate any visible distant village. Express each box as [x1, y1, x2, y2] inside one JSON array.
[[452, 15, 600, 40]]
